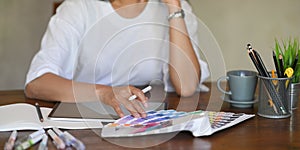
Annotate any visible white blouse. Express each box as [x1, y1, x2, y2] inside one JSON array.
[[25, 0, 210, 92]]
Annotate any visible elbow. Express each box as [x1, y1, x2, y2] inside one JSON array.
[[176, 85, 198, 97], [25, 83, 36, 99], [173, 78, 200, 97], [171, 70, 201, 97], [176, 78, 200, 97]]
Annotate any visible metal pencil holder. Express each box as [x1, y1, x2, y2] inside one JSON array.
[[258, 75, 292, 118]]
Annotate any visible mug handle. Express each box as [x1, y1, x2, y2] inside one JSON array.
[[217, 76, 232, 95]]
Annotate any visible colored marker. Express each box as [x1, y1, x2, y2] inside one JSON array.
[[64, 131, 85, 150], [15, 134, 43, 150], [15, 129, 45, 147], [29, 129, 45, 139], [4, 130, 17, 150], [47, 129, 66, 149], [38, 134, 48, 150], [53, 127, 71, 146]]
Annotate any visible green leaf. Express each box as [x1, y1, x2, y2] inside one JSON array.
[[274, 37, 300, 83]]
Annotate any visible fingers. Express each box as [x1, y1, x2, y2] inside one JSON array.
[[113, 103, 146, 118], [128, 100, 147, 118], [130, 87, 147, 102], [104, 86, 149, 118], [114, 98, 147, 118], [114, 107, 124, 118], [129, 86, 149, 107]]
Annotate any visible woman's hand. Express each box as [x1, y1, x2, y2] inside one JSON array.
[[161, 0, 181, 12], [96, 85, 148, 118], [161, 0, 180, 5]]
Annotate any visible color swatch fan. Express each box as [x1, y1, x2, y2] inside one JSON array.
[[101, 110, 255, 137]]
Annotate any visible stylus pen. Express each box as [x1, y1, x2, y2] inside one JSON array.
[[128, 86, 152, 101]]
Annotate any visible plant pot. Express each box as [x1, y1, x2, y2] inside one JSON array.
[[289, 82, 300, 110]]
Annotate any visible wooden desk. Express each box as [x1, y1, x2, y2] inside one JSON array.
[[0, 83, 299, 150]]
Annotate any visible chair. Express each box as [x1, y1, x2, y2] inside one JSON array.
[[53, 1, 63, 14]]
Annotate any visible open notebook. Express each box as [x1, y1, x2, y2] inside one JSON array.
[[0, 102, 166, 131], [0, 103, 102, 131]]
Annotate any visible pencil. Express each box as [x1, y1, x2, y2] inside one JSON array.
[[270, 70, 279, 114], [272, 51, 281, 77], [35, 103, 44, 122], [247, 44, 267, 77], [247, 49, 262, 75], [292, 54, 298, 71], [253, 49, 270, 77], [247, 44, 260, 72], [246, 44, 287, 115], [279, 54, 285, 77]]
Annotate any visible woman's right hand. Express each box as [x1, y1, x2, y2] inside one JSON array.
[[96, 85, 148, 118]]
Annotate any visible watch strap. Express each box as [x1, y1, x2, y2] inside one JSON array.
[[168, 9, 185, 21]]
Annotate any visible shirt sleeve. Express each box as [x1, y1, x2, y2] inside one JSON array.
[[25, 0, 85, 86], [163, 0, 210, 92]]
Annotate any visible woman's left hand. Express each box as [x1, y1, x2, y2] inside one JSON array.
[[161, 0, 182, 12], [161, 0, 181, 5]]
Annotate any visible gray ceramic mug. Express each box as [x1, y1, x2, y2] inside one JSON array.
[[217, 70, 258, 101]]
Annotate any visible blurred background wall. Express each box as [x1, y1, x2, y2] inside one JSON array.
[[0, 0, 299, 90]]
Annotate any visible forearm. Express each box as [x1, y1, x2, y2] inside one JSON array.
[[25, 73, 99, 102], [25, 73, 148, 117], [167, 2, 201, 96]]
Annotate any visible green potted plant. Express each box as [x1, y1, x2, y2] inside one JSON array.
[[274, 38, 300, 110]]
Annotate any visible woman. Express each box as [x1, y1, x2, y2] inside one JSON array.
[[25, 0, 209, 118]]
